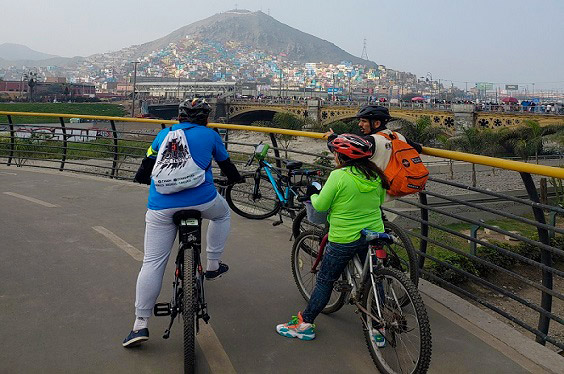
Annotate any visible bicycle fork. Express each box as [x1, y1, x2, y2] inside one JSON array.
[[354, 246, 397, 346]]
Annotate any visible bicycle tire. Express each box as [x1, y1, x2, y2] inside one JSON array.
[[291, 230, 347, 314], [383, 221, 419, 286], [291, 208, 324, 239], [183, 244, 196, 373], [361, 267, 432, 374], [225, 172, 281, 220]]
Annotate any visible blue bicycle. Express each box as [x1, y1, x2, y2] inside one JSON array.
[[225, 143, 321, 224]]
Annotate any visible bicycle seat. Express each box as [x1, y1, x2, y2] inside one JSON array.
[[284, 160, 303, 170], [361, 229, 394, 244], [173, 210, 201, 226]]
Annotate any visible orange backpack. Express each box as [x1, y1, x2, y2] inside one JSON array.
[[377, 132, 429, 196]]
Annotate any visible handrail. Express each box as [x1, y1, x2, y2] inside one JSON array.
[[1, 111, 563, 179], [422, 147, 564, 179]]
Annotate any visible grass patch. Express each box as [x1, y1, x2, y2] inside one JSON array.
[[410, 215, 562, 285], [0, 103, 127, 124], [0, 136, 148, 162]]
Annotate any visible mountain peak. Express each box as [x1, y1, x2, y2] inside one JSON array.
[[130, 11, 375, 66], [0, 43, 59, 61]]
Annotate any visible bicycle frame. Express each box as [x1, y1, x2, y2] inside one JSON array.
[[312, 234, 397, 325], [254, 159, 301, 209]]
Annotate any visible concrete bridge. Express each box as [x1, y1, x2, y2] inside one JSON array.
[[146, 99, 563, 134], [222, 99, 564, 133]]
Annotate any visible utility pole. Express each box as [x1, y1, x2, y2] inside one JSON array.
[[279, 68, 282, 98], [131, 61, 140, 117], [177, 75, 181, 99], [332, 73, 336, 101], [348, 72, 352, 101], [361, 38, 369, 60]]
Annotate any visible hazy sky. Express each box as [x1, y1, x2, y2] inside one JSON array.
[[1, 0, 563, 90]]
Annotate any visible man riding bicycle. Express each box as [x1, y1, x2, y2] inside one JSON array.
[[123, 98, 242, 347]]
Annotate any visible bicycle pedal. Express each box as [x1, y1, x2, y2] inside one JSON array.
[[154, 302, 171, 316], [272, 221, 283, 226], [202, 313, 210, 323]]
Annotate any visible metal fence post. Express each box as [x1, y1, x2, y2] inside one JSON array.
[[59, 117, 67, 171], [418, 192, 429, 271], [269, 133, 282, 169], [7, 115, 14, 166], [470, 223, 482, 256], [520, 172, 553, 346], [110, 120, 118, 178]]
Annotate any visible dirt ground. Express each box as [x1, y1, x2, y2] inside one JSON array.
[[463, 261, 563, 352]]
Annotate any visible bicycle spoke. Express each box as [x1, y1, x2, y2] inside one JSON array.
[[364, 269, 430, 374]]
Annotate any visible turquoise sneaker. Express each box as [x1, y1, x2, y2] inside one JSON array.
[[372, 329, 386, 348], [276, 312, 315, 341]]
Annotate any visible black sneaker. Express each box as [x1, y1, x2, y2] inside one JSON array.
[[205, 263, 229, 281], [122, 328, 149, 348]]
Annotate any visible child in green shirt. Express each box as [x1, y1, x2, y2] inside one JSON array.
[[276, 134, 389, 340]]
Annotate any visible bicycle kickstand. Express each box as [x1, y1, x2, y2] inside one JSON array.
[[272, 212, 284, 226]]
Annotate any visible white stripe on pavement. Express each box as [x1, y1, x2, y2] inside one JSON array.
[[3, 192, 59, 207], [198, 323, 237, 374], [92, 226, 236, 373], [0, 172, 17, 175], [92, 226, 144, 262]]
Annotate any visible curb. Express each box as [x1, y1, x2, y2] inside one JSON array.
[[419, 279, 564, 374]]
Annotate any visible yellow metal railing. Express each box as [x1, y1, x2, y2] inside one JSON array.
[[1, 111, 563, 179]]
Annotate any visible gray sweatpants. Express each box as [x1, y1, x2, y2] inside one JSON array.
[[135, 194, 230, 317]]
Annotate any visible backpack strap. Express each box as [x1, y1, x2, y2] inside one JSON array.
[[375, 131, 395, 141]]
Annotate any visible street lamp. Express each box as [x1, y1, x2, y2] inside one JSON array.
[[130, 61, 140, 117], [426, 72, 433, 103]]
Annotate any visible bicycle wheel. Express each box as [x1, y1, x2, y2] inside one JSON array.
[[291, 208, 324, 239], [361, 267, 432, 374], [183, 245, 196, 373], [291, 230, 346, 314], [225, 172, 281, 219], [384, 221, 419, 286]]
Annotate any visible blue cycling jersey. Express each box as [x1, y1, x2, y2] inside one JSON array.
[[146, 122, 229, 210]]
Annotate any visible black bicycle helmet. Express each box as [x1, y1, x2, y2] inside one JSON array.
[[355, 105, 392, 121], [178, 98, 211, 124]]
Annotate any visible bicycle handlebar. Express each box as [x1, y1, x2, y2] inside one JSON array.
[[291, 169, 322, 176]]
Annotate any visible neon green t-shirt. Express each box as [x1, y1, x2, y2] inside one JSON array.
[[311, 166, 386, 243]]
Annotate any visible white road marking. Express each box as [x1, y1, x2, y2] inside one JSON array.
[[3, 192, 59, 207], [92, 226, 235, 372], [198, 323, 237, 374], [0, 171, 17, 175], [92, 226, 144, 262]]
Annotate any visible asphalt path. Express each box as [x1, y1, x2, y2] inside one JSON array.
[[0, 167, 530, 373]]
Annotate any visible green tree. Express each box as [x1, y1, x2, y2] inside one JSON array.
[[325, 119, 360, 135], [447, 128, 504, 187], [498, 120, 552, 162], [253, 112, 304, 158], [398, 116, 446, 146]]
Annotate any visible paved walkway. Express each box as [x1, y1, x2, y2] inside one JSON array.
[[0, 167, 544, 373]]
